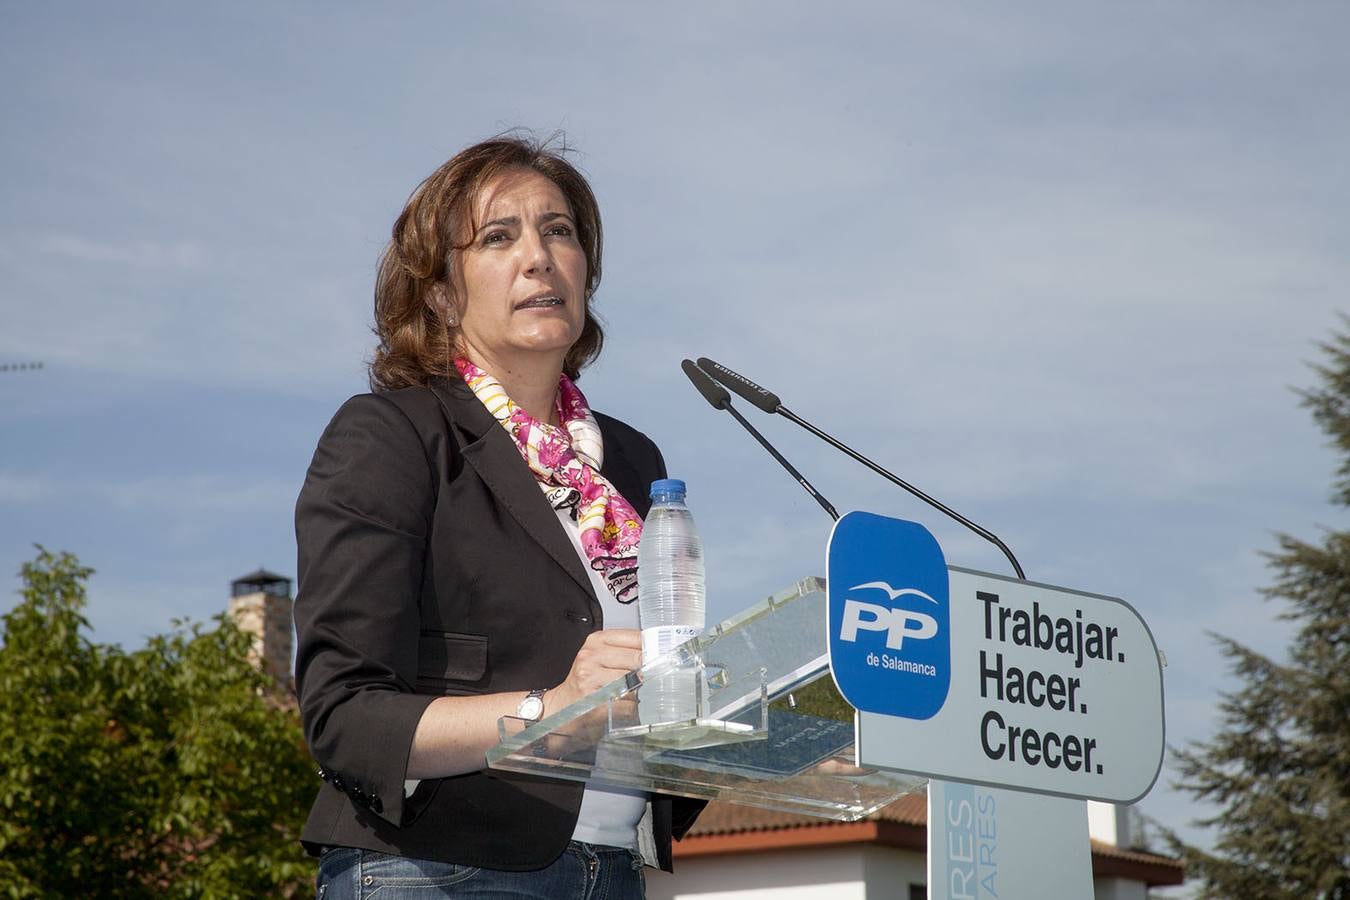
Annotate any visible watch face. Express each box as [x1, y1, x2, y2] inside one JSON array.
[[518, 695, 544, 721]]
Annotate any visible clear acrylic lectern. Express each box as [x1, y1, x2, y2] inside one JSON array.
[[486, 577, 926, 821]]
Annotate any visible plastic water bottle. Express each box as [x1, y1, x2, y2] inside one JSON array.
[[637, 478, 706, 725]]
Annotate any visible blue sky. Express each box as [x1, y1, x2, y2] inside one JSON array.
[[2, 1, 1346, 875]]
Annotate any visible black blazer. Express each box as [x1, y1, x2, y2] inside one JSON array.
[[293, 375, 703, 871]]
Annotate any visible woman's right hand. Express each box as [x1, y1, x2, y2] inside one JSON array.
[[544, 628, 643, 715]]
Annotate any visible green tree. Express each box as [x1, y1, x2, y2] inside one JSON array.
[[1165, 326, 1350, 898], [770, 672, 854, 722], [0, 548, 315, 898]]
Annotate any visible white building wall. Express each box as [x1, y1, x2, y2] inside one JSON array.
[[1087, 801, 1136, 847], [1092, 876, 1148, 900], [862, 845, 927, 898], [648, 842, 1156, 899], [646, 846, 868, 900]]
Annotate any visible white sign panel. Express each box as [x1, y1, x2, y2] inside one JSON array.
[[856, 566, 1164, 802], [927, 779, 1093, 900]]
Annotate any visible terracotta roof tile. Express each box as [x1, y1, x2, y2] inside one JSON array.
[[679, 795, 1184, 887], [687, 793, 925, 836]]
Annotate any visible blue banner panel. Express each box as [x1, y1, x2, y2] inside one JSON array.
[[827, 511, 951, 719]]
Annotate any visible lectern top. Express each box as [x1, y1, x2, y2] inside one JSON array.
[[486, 577, 926, 821]]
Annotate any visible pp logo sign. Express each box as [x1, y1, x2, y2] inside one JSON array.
[[840, 582, 940, 648], [827, 511, 950, 720]]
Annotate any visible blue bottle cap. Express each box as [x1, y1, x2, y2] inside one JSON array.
[[649, 478, 687, 499]]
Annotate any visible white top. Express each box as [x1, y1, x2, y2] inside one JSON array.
[[555, 506, 651, 850]]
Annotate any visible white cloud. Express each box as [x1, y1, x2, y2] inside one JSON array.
[[34, 233, 206, 269], [0, 469, 294, 515], [97, 474, 295, 513], [0, 474, 56, 503]]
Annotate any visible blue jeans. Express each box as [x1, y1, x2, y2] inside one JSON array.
[[316, 842, 646, 899]]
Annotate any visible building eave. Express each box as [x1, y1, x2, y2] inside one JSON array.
[[673, 804, 1184, 888]]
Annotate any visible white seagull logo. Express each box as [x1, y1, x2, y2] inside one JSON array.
[[849, 581, 939, 604]]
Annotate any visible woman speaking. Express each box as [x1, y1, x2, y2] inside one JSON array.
[[294, 135, 703, 898]]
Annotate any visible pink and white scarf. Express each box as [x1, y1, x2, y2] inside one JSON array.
[[455, 358, 643, 603]]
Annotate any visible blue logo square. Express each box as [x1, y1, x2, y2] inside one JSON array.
[[827, 511, 951, 720]]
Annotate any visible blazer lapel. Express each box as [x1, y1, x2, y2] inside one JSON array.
[[429, 377, 597, 601], [598, 426, 652, 519]]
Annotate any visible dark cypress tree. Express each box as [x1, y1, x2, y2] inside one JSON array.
[[1165, 324, 1350, 898]]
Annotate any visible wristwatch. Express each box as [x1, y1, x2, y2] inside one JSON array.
[[516, 688, 547, 722]]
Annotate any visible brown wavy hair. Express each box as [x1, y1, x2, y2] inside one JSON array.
[[369, 134, 605, 392]]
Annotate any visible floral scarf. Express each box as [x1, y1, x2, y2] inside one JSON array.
[[455, 358, 643, 603]]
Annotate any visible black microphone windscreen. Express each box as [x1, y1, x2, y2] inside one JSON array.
[[697, 358, 781, 413], [681, 359, 731, 410]]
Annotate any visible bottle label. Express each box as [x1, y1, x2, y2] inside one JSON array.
[[641, 625, 701, 663]]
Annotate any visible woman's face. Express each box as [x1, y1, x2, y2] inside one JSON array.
[[452, 168, 588, 376]]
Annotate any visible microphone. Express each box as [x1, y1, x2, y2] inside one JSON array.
[[681, 360, 838, 521], [681, 358, 732, 410], [696, 357, 1026, 580], [695, 358, 781, 414]]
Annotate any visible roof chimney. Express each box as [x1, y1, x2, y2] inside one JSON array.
[[227, 568, 294, 688]]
